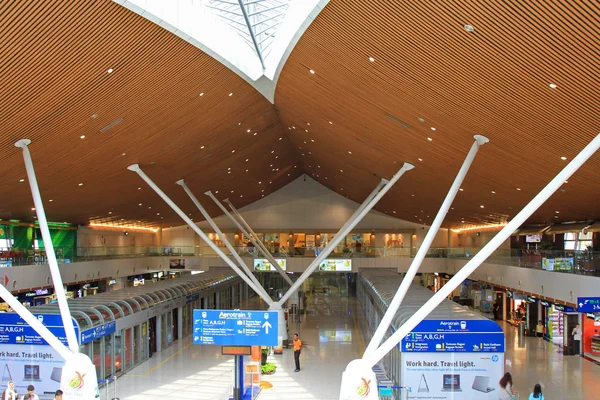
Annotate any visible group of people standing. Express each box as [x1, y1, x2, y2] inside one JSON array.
[[498, 372, 545, 400], [2, 382, 62, 400]]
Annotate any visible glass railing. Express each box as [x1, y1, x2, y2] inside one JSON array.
[[1, 246, 598, 277]]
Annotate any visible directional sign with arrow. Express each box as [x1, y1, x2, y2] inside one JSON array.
[[193, 309, 278, 346], [577, 297, 600, 313]]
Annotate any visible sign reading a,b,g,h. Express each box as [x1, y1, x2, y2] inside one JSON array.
[[193, 309, 278, 346]]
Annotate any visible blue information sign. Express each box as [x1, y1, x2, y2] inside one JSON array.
[[0, 313, 79, 346], [193, 310, 278, 346], [80, 321, 117, 345], [401, 319, 504, 353], [577, 297, 600, 313]]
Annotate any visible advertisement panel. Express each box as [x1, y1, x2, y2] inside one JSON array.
[[253, 259, 286, 271], [318, 259, 352, 271], [542, 257, 555, 271], [402, 352, 504, 399], [0, 343, 65, 397]]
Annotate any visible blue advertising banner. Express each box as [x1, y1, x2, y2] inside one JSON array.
[[0, 313, 79, 346], [401, 319, 504, 353], [193, 310, 278, 346], [80, 321, 117, 345], [577, 297, 600, 313]]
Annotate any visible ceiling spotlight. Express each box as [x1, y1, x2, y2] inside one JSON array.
[[138, 203, 142, 206], [109, 212, 112, 215], [279, 137, 282, 140], [49, 199, 53, 202], [464, 24, 475, 32], [122, 153, 126, 156], [309, 69, 315, 74], [31, 208, 35, 211], [491, 190, 496, 194], [80, 135, 85, 139], [418, 158, 423, 162], [348, 151, 352, 154], [107, 68, 114, 73], [91, 114, 98, 119], [549, 83, 557, 89], [229, 93, 233, 96], [78, 183, 83, 186], [19, 179, 24, 182], [430, 127, 436, 131], [368, 57, 375, 62], [555, 210, 560, 214], [427, 137, 433, 141], [253, 132, 257, 136], [480, 205, 485, 208], [201, 146, 205, 149], [247, 129, 251, 133], [199, 92, 204, 96], [516, 187, 521, 191], [329, 121, 333, 124], [459, 188, 464, 191], [560, 156, 567, 160], [340, 169, 344, 173], [417, 117, 425, 123]]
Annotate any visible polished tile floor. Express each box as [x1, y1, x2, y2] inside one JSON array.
[[111, 292, 600, 400]]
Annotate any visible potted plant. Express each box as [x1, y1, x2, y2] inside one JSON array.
[[261, 362, 277, 375], [261, 347, 269, 365]]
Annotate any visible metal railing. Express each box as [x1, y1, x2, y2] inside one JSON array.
[[1, 245, 598, 277]]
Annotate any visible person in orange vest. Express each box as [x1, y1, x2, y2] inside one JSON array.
[[293, 333, 302, 372]]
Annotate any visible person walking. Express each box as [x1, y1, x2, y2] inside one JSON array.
[[293, 333, 302, 372], [528, 383, 544, 400], [24, 385, 38, 400], [498, 372, 516, 400], [54, 390, 63, 400], [536, 320, 546, 349], [2, 381, 17, 400], [572, 323, 582, 355]]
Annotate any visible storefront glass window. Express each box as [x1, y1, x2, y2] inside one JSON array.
[[564, 232, 593, 250]]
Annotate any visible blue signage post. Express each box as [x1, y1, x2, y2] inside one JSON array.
[[193, 309, 278, 346], [401, 319, 505, 353], [577, 297, 600, 312], [80, 321, 117, 345]]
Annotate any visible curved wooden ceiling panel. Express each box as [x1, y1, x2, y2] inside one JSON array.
[[0, 1, 300, 227], [275, 0, 600, 228]]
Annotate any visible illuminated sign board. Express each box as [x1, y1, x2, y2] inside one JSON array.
[[318, 259, 352, 271], [221, 346, 252, 356], [253, 259, 287, 271]]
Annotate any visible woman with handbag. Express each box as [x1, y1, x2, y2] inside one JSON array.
[[499, 372, 517, 400]]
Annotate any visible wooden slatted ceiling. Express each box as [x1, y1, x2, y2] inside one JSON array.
[[275, 0, 600, 228], [0, 0, 301, 228]]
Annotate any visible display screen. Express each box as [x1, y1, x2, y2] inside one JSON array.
[[319, 329, 352, 343], [318, 259, 351, 271], [221, 346, 252, 355], [526, 234, 542, 243], [253, 258, 287, 271]]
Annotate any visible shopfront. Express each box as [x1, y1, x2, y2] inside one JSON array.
[[582, 312, 600, 363]]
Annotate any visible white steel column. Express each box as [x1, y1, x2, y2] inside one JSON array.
[[206, 191, 294, 286], [277, 163, 414, 307], [363, 133, 600, 368], [176, 180, 273, 304], [127, 164, 273, 304], [15, 139, 79, 353], [363, 135, 488, 356]]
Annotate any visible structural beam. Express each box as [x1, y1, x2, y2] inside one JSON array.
[[127, 165, 274, 303], [363, 132, 600, 368], [176, 180, 273, 305], [206, 191, 294, 286], [15, 139, 79, 353], [363, 135, 489, 356], [277, 163, 414, 307]]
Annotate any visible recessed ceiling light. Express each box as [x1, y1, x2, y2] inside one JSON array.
[[516, 187, 521, 191], [305, 129, 308, 132], [417, 117, 425, 123], [307, 122, 310, 126], [271, 150, 275, 154], [368, 57, 375, 62], [430, 127, 436, 131], [549, 83, 557, 89], [240, 195, 243, 198], [279, 137, 282, 140], [348, 151, 352, 154], [247, 129, 251, 133], [31, 207, 35, 211], [199, 92, 204, 96], [232, 150, 235, 153], [78, 183, 83, 186], [560, 156, 567, 160], [261, 195, 264, 197], [340, 169, 344, 173], [122, 153, 126, 156], [215, 191, 219, 194], [288, 173, 291, 176], [138, 203, 142, 206], [201, 146, 205, 149], [109, 211, 112, 215], [491, 190, 495, 194], [411, 194, 415, 197], [480, 205, 485, 208], [107, 68, 113, 73], [228, 167, 231, 170], [341, 188, 344, 191], [459, 188, 464, 191], [231, 190, 234, 193], [229, 93, 233, 96], [91, 114, 98, 119], [418, 158, 423, 162], [228, 171, 231, 174], [253, 132, 257, 136], [245, 169, 249, 172], [49, 199, 53, 202], [309, 69, 315, 74], [262, 189, 264, 192], [19, 179, 24, 182], [245, 159, 249, 162], [157, 213, 160, 215], [427, 137, 433, 141], [329, 121, 333, 124], [393, 211, 396, 213], [554, 215, 558, 219], [292, 126, 296, 129], [80, 135, 85, 139], [464, 24, 475, 32]]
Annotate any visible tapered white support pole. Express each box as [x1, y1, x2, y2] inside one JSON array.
[[176, 180, 273, 304], [206, 191, 294, 286], [277, 163, 414, 307], [363, 133, 600, 368], [0, 285, 72, 360], [363, 135, 488, 356], [15, 139, 79, 353], [127, 165, 275, 302]]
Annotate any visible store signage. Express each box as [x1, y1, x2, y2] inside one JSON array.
[[193, 309, 278, 346], [586, 313, 596, 319], [80, 321, 117, 345], [577, 297, 600, 313], [401, 320, 505, 353], [108, 279, 117, 285], [540, 300, 551, 307], [527, 296, 538, 303], [36, 288, 49, 295], [221, 346, 252, 356], [552, 304, 575, 312], [319, 259, 352, 271], [253, 258, 287, 271], [506, 290, 513, 298], [0, 313, 79, 346]]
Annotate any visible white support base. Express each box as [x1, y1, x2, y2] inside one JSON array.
[[268, 304, 288, 345], [61, 352, 99, 399], [339, 359, 378, 400]]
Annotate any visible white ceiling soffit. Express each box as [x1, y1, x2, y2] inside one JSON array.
[[114, 0, 330, 103]]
